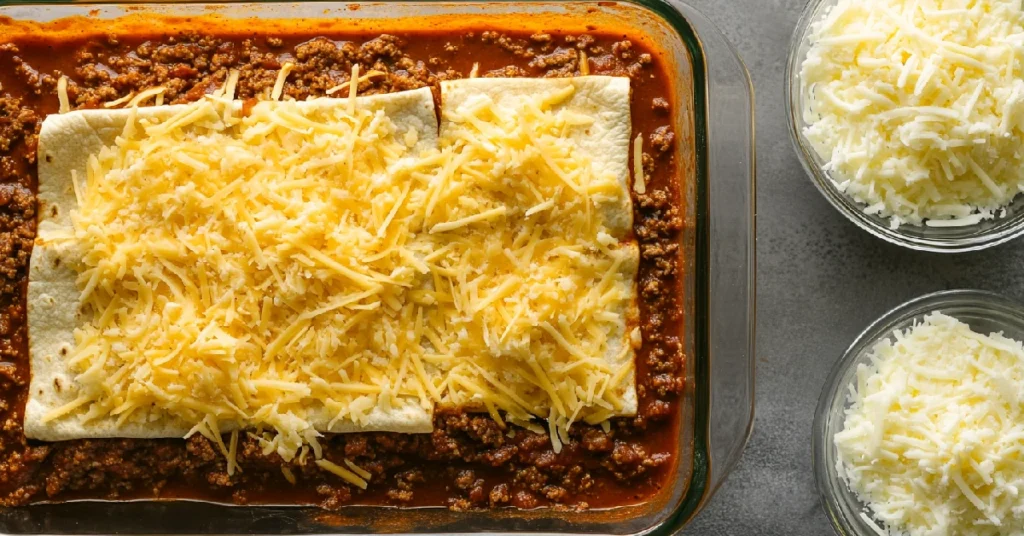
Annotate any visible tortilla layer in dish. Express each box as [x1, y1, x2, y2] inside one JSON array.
[[27, 77, 641, 443], [26, 88, 439, 441], [441, 76, 634, 238], [439, 76, 639, 418]]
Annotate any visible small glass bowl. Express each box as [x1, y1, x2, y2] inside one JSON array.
[[813, 289, 1024, 535], [785, 0, 1024, 253]]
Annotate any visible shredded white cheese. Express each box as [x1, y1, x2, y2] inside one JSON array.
[[836, 312, 1024, 535], [800, 0, 1024, 227]]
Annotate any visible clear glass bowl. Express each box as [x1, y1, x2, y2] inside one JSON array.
[[0, 1, 755, 534], [813, 289, 1024, 535], [785, 0, 1024, 253]]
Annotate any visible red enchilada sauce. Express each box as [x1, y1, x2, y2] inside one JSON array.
[[0, 25, 687, 510]]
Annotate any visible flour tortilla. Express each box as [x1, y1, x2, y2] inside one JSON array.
[[26, 88, 439, 441], [440, 76, 634, 238], [594, 243, 640, 417], [440, 77, 639, 416]]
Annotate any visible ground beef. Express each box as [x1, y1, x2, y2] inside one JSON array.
[[0, 96, 37, 154], [650, 125, 675, 152], [0, 28, 686, 511], [0, 183, 34, 289], [488, 482, 510, 506], [651, 96, 670, 113], [513, 489, 539, 509], [529, 47, 579, 70]]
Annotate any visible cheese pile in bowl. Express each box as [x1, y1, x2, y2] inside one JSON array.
[[799, 0, 1024, 228], [835, 313, 1024, 535]]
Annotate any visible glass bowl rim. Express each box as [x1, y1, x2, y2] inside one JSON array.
[[783, 0, 1024, 254]]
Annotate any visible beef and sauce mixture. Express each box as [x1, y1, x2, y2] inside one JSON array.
[[0, 24, 687, 510]]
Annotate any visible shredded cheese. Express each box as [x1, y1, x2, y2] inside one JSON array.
[[435, 82, 636, 450], [800, 0, 1024, 227], [315, 459, 369, 489], [127, 87, 166, 108], [103, 92, 135, 109], [271, 62, 294, 101], [68, 92, 437, 462], [633, 133, 645, 194], [348, 64, 360, 114], [55, 77, 636, 464], [281, 466, 297, 485], [343, 458, 372, 480], [836, 312, 1024, 535], [223, 71, 240, 101], [325, 70, 386, 96], [57, 76, 70, 114]]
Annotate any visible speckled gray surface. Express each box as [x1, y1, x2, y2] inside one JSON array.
[[681, 0, 1024, 534]]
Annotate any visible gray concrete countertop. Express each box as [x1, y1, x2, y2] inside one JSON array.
[[682, 0, 1024, 534]]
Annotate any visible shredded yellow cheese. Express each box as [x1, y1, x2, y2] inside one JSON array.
[[271, 62, 294, 101], [127, 87, 166, 108], [633, 134, 645, 194], [348, 64, 360, 114], [316, 459, 369, 489], [433, 82, 637, 450], [281, 466, 297, 485], [69, 92, 437, 462], [103, 92, 135, 109], [57, 76, 70, 114], [343, 458, 372, 480], [325, 70, 386, 96], [56, 78, 637, 464]]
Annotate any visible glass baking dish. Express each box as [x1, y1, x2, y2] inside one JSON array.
[[0, 1, 755, 534]]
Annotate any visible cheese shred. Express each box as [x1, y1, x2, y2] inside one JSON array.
[[325, 70, 387, 96], [343, 458, 372, 480], [57, 76, 70, 114], [126, 87, 166, 109], [632, 133, 645, 194], [271, 62, 294, 101], [102, 92, 135, 109], [316, 459, 369, 489]]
